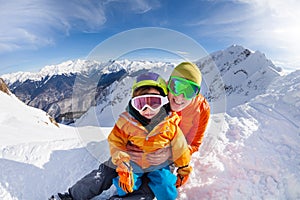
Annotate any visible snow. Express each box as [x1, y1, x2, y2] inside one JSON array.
[[0, 60, 100, 85], [0, 59, 174, 87], [1, 67, 300, 199]]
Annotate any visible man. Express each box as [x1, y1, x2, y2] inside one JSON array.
[[50, 62, 210, 200]]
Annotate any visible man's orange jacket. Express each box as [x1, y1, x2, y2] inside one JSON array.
[[178, 94, 210, 154]]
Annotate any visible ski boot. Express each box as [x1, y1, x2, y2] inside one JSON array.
[[49, 192, 73, 200]]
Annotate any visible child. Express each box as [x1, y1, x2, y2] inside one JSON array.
[[108, 72, 192, 200]]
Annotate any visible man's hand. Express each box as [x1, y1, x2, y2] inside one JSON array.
[[126, 142, 143, 163], [175, 165, 192, 188], [147, 147, 171, 166], [126, 143, 171, 166]]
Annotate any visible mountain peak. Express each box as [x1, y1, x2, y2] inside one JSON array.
[[0, 78, 11, 95], [227, 44, 252, 52]]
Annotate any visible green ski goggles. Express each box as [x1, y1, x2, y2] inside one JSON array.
[[168, 76, 200, 100]]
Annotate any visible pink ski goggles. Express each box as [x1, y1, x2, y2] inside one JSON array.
[[131, 94, 169, 112]]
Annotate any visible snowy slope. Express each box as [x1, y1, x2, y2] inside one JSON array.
[[0, 90, 110, 199], [0, 67, 299, 200], [0, 92, 62, 145], [187, 70, 300, 199]]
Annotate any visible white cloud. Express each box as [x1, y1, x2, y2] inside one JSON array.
[[0, 0, 161, 54], [193, 0, 300, 69], [128, 0, 158, 13], [0, 0, 107, 53], [103, 0, 160, 14], [242, 0, 300, 69]]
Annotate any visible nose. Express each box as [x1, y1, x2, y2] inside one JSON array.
[[175, 93, 185, 100], [142, 106, 150, 111], [143, 107, 153, 113]]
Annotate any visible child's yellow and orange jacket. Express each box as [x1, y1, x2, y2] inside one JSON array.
[[108, 111, 190, 170]]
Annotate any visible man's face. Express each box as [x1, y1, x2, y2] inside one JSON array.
[[168, 92, 192, 112]]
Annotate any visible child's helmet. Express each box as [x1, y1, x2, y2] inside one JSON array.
[[132, 72, 168, 96]]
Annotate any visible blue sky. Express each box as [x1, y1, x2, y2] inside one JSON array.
[[0, 0, 299, 74]]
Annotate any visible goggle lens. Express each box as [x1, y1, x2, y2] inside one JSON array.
[[168, 76, 200, 100], [131, 95, 169, 112]]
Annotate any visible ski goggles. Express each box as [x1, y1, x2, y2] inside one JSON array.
[[168, 76, 200, 100], [131, 94, 169, 112]]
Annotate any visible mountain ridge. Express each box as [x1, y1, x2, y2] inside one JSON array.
[[1, 45, 282, 124]]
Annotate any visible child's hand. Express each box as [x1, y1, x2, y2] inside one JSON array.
[[116, 161, 134, 193], [175, 165, 192, 188], [126, 142, 143, 163]]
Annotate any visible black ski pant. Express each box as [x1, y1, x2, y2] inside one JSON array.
[[109, 175, 155, 200], [68, 158, 155, 200], [68, 158, 117, 200]]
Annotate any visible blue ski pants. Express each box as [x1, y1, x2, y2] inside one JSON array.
[[113, 165, 177, 200]]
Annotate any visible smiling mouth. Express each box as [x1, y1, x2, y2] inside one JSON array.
[[145, 113, 154, 116], [173, 98, 183, 105], [144, 113, 155, 118]]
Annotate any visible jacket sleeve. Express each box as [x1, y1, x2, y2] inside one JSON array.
[[171, 126, 191, 167], [108, 121, 130, 165], [187, 97, 210, 154]]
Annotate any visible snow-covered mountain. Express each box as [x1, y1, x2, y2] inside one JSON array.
[[1, 60, 130, 124], [75, 45, 281, 127], [0, 63, 299, 199], [1, 45, 281, 125], [198, 45, 281, 109], [1, 59, 174, 124]]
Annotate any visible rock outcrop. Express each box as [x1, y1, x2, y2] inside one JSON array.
[[0, 78, 11, 95]]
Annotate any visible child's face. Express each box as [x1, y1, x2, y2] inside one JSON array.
[[138, 88, 161, 119]]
